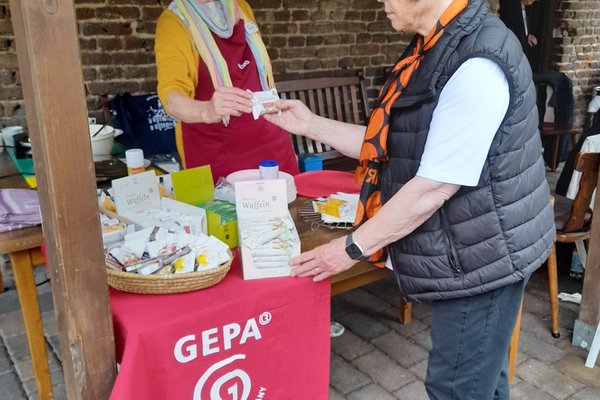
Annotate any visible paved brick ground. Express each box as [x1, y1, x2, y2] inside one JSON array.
[[1, 167, 600, 399]]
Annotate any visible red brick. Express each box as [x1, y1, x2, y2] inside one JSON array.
[[87, 80, 140, 96], [141, 6, 163, 20], [98, 38, 123, 51], [0, 20, 13, 35], [123, 37, 153, 51], [82, 22, 132, 36], [99, 66, 125, 80], [136, 21, 158, 35], [287, 36, 305, 47], [123, 65, 156, 79], [0, 85, 22, 100], [95, 6, 140, 20], [291, 10, 309, 20], [351, 43, 381, 56], [78, 38, 98, 51], [75, 7, 97, 20], [139, 80, 158, 94]]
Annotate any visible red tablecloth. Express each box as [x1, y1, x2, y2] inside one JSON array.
[[109, 251, 331, 400]]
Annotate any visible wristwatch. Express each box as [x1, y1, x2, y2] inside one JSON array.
[[345, 233, 369, 261]]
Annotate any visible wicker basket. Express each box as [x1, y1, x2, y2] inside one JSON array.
[[106, 250, 233, 295]]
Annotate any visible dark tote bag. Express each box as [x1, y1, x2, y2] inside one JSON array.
[[110, 93, 177, 156]]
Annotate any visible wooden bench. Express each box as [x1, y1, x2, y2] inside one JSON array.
[[277, 73, 413, 323], [276, 74, 369, 171]]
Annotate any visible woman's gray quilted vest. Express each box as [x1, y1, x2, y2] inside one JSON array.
[[380, 0, 555, 302]]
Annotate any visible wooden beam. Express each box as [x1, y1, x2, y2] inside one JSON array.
[[579, 167, 600, 328], [8, 0, 116, 398]]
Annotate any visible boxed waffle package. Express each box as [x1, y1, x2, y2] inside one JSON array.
[[235, 179, 300, 280], [111, 171, 207, 236]]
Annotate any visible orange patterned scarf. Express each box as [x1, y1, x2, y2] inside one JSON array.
[[354, 0, 468, 266]]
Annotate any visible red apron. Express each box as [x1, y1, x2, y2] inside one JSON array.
[[181, 20, 300, 182]]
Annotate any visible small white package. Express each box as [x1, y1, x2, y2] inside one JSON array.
[[249, 88, 281, 120]]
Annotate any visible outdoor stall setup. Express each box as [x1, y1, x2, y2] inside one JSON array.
[[3, 10, 388, 398], [4, 0, 600, 399], [3, 0, 389, 391]]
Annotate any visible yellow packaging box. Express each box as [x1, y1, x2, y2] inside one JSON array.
[[198, 200, 238, 249]]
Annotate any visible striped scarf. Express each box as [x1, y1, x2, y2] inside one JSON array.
[[354, 0, 469, 266], [174, 0, 274, 91]]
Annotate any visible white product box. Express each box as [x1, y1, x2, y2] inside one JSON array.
[[112, 171, 207, 235], [235, 179, 300, 280]]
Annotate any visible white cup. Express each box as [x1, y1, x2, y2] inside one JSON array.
[[2, 126, 25, 148]]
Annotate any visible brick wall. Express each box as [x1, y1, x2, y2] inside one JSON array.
[[551, 0, 600, 126], [0, 0, 412, 127], [1, 0, 599, 130]]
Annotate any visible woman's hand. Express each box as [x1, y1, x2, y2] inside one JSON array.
[[203, 86, 253, 124], [289, 236, 356, 282], [263, 99, 315, 138]]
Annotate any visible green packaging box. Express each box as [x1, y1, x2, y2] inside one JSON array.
[[198, 200, 238, 249]]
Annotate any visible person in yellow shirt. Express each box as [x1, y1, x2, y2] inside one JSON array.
[[155, 0, 299, 181]]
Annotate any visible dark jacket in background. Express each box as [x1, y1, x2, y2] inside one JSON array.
[[534, 71, 575, 168]]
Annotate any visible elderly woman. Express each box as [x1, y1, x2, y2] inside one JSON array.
[[265, 0, 554, 398], [155, 0, 299, 181]]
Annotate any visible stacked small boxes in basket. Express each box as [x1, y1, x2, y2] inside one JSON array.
[[99, 166, 232, 294]]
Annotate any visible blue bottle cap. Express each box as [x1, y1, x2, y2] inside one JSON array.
[[259, 160, 279, 167]]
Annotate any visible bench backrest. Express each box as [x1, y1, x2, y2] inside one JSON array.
[[276, 75, 370, 166]]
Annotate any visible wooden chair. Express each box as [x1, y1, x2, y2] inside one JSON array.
[[548, 151, 600, 337], [540, 121, 582, 172], [276, 74, 369, 171]]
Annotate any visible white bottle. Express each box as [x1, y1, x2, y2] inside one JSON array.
[[125, 148, 145, 175], [259, 160, 279, 180]]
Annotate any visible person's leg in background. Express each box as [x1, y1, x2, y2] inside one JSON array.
[[425, 276, 529, 400]]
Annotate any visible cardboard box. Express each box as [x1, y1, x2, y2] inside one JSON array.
[[197, 200, 238, 248], [111, 171, 207, 235], [235, 179, 300, 280]]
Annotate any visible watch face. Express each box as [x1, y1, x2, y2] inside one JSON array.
[[346, 243, 363, 260]]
